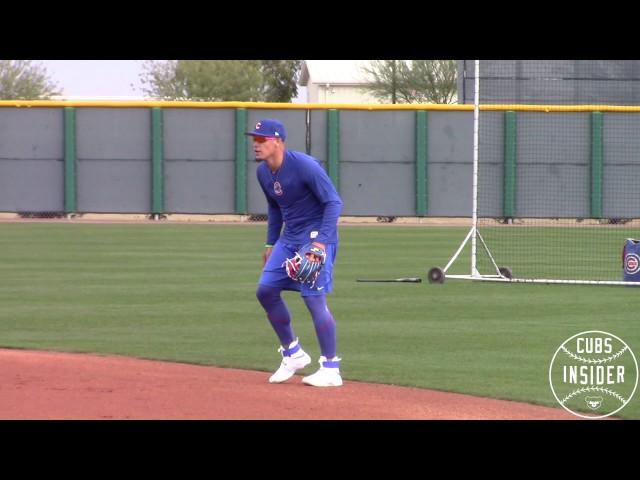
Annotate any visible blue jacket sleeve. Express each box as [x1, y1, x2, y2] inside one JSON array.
[[305, 163, 343, 244]]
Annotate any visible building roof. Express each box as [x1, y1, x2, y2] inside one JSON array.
[[299, 60, 373, 86]]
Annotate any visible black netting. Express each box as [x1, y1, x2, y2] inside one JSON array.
[[459, 60, 640, 105], [455, 61, 640, 282]]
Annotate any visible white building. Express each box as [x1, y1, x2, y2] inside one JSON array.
[[299, 60, 380, 104]]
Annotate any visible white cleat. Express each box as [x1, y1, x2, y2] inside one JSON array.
[[269, 340, 311, 384], [302, 356, 343, 387]]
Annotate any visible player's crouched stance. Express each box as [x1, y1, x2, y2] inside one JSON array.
[[266, 242, 343, 387], [259, 240, 343, 387], [249, 118, 343, 388]]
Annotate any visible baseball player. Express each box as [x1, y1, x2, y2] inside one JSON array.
[[248, 118, 344, 387]]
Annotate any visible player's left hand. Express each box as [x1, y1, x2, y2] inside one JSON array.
[[284, 243, 327, 285], [305, 242, 326, 263]]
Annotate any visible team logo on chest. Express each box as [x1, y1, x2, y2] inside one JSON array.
[[273, 180, 283, 196]]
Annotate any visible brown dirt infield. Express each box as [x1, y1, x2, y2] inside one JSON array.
[[0, 348, 579, 420]]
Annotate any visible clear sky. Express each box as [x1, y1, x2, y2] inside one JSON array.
[[40, 60, 145, 97], [38, 60, 307, 101]]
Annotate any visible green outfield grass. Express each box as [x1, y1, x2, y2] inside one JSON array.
[[0, 222, 638, 419]]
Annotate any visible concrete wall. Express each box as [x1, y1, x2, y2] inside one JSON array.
[[76, 109, 151, 213], [163, 109, 236, 214], [0, 109, 64, 211], [1, 105, 639, 220]]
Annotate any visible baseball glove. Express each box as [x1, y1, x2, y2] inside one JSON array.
[[284, 243, 327, 285]]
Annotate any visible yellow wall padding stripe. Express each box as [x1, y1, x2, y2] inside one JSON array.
[[0, 100, 472, 110], [479, 104, 640, 112], [3, 100, 640, 112]]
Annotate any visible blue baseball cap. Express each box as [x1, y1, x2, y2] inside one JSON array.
[[246, 118, 286, 141]]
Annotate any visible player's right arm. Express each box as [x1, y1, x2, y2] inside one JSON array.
[[258, 169, 283, 264], [263, 200, 282, 264]]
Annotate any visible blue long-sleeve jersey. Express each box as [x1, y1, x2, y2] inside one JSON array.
[[257, 150, 343, 246]]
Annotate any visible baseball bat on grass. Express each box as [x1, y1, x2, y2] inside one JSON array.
[[356, 277, 422, 283]]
